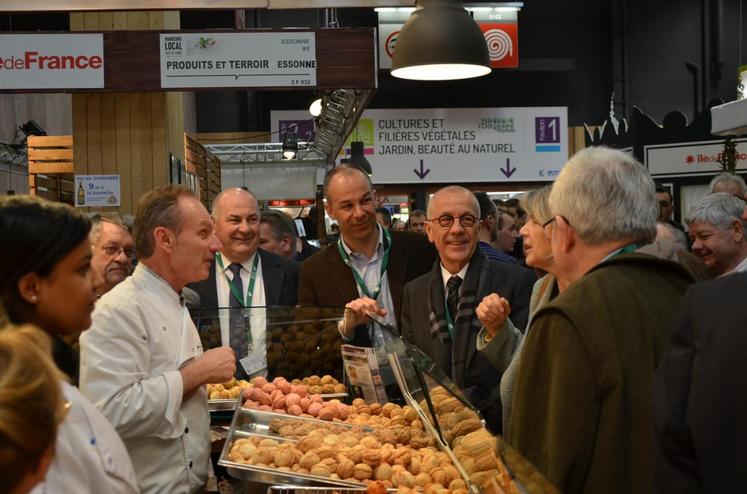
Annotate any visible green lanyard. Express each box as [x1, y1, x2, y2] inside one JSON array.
[[215, 252, 259, 307], [444, 301, 456, 340], [337, 227, 392, 301]]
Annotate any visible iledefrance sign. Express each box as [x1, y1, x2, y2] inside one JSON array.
[[0, 34, 104, 89]]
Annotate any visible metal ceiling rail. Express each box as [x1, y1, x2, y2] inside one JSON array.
[[204, 142, 327, 164]]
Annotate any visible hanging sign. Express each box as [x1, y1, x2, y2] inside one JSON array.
[[644, 138, 747, 177], [160, 32, 317, 88], [74, 175, 120, 207], [272, 107, 567, 183], [0, 34, 104, 89]]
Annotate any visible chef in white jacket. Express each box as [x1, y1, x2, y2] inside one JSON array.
[[80, 186, 236, 494]]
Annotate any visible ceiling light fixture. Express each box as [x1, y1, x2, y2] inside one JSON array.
[[309, 98, 323, 117], [341, 141, 372, 175], [391, 0, 491, 81]]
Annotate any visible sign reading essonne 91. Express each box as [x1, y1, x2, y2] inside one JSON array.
[[160, 32, 317, 88], [0, 34, 104, 89]]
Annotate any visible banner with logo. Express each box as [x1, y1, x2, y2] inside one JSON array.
[[644, 138, 747, 177], [0, 34, 104, 89], [272, 107, 567, 184], [377, 7, 519, 70]]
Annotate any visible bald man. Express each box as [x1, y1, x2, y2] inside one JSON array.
[[187, 188, 299, 378], [400, 185, 535, 434]]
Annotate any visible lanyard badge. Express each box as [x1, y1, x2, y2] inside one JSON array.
[[337, 227, 391, 300]]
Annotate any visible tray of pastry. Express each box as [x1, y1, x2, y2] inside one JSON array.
[[219, 405, 369, 488]]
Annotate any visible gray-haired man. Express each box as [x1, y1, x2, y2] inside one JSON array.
[[686, 192, 747, 276]]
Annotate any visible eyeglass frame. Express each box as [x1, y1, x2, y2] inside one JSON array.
[[426, 214, 478, 229], [100, 244, 136, 259]]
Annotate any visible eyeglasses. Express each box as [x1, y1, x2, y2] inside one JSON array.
[[102, 245, 136, 259], [427, 214, 478, 229]]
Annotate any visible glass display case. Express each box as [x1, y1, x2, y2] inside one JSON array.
[[189, 306, 346, 381], [215, 319, 557, 493]]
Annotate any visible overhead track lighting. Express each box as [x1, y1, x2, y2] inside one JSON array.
[[341, 141, 372, 176], [391, 0, 491, 81]]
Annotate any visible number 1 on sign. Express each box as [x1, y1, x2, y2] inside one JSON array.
[[548, 119, 557, 141]]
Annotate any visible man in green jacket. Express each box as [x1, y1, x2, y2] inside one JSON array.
[[508, 146, 693, 493]]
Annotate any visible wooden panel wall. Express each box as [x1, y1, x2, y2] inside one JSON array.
[[27, 135, 75, 204], [70, 10, 184, 214]]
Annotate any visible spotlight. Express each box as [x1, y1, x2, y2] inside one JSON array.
[[282, 132, 298, 160], [309, 98, 323, 117]]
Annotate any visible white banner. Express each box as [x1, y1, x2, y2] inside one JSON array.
[[160, 32, 316, 88], [644, 139, 747, 177], [273, 107, 568, 183], [0, 34, 104, 89], [74, 175, 120, 207]]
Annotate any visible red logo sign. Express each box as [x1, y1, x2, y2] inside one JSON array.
[[385, 31, 399, 59], [479, 23, 518, 68]]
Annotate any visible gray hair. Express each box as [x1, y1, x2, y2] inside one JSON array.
[[657, 221, 688, 251], [520, 186, 552, 225], [89, 213, 130, 244], [709, 172, 747, 195], [684, 192, 747, 230], [550, 146, 657, 245]]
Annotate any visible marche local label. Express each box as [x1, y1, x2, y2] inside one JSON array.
[[160, 32, 317, 88], [0, 34, 104, 89]]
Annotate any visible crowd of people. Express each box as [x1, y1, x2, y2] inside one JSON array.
[[1, 146, 746, 493]]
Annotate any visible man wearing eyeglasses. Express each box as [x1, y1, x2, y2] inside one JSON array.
[[400, 185, 535, 434], [89, 214, 135, 297]]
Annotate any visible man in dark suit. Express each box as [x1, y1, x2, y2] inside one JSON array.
[[656, 269, 747, 492], [400, 186, 535, 434], [187, 188, 299, 378], [298, 164, 436, 347]]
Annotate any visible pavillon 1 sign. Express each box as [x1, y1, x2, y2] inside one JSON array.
[[0, 34, 104, 89], [272, 107, 568, 184]]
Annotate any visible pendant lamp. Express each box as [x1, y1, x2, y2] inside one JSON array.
[[391, 0, 491, 81], [341, 141, 372, 175]]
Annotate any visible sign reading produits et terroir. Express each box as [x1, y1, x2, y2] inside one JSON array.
[[160, 32, 317, 88], [644, 138, 747, 177], [0, 34, 104, 89], [74, 175, 121, 208], [272, 107, 568, 183]]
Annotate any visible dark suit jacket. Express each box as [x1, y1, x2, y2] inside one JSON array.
[[655, 272, 747, 493], [400, 254, 535, 433], [188, 248, 299, 310], [298, 230, 437, 347]]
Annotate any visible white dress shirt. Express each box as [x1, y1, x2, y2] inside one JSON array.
[[215, 251, 267, 376], [440, 263, 470, 292], [80, 263, 209, 494], [337, 226, 398, 345], [31, 381, 138, 494]]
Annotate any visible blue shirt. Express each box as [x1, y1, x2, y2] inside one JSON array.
[[479, 241, 518, 264]]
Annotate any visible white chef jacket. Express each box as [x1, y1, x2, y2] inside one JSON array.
[[80, 263, 209, 494], [31, 381, 138, 494]]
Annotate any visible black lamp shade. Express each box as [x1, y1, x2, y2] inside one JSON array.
[[391, 0, 491, 81], [342, 141, 372, 175]]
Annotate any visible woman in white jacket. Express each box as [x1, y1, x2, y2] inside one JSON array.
[[0, 195, 138, 494]]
